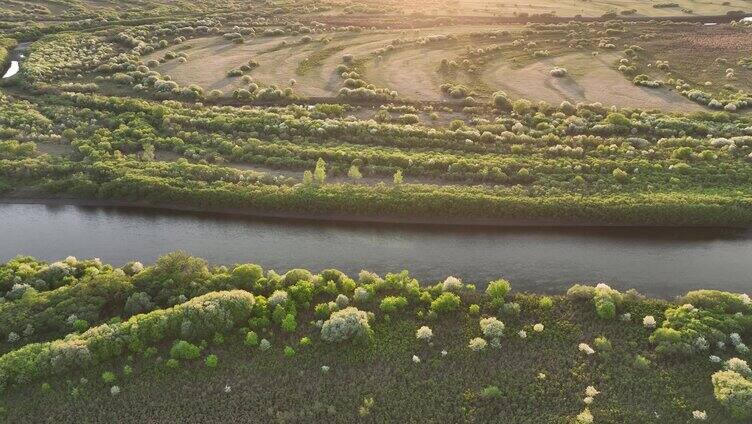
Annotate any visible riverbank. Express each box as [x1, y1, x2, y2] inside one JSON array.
[[0, 253, 749, 423], [1, 196, 746, 229], [2, 201, 752, 297]]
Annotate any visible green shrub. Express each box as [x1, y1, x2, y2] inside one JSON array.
[[538, 297, 554, 310], [594, 336, 612, 352], [480, 385, 502, 399], [244, 331, 259, 347], [380, 296, 408, 313], [486, 279, 511, 306], [205, 354, 218, 368], [281, 314, 297, 332], [430, 293, 461, 313], [283, 346, 295, 357], [170, 340, 200, 360], [101, 371, 115, 383]]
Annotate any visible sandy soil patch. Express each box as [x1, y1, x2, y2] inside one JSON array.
[[144, 36, 297, 93], [481, 52, 702, 111], [363, 44, 465, 100]]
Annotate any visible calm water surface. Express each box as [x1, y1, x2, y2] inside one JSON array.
[[1, 203, 750, 297]]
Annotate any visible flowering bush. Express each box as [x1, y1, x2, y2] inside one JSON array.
[[643, 315, 656, 328], [711, 369, 752, 419], [353, 287, 370, 303], [442, 276, 463, 292], [268, 290, 289, 307], [320, 307, 372, 343], [468, 337, 487, 352], [416, 326, 433, 342], [578, 343, 595, 355], [724, 358, 752, 378], [479, 317, 505, 339]]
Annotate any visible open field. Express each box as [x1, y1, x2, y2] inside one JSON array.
[[481, 52, 703, 111], [108, 20, 752, 111], [387, 0, 752, 18]]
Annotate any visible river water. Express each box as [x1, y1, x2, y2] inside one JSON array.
[[1, 203, 750, 297]]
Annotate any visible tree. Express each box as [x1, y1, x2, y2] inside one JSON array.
[[393, 170, 403, 185], [313, 158, 326, 185], [348, 165, 362, 180]]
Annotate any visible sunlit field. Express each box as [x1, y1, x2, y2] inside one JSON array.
[[0, 0, 751, 422]]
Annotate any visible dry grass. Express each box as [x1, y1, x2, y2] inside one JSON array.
[[480, 52, 701, 110]]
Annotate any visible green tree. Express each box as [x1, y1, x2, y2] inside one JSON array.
[[348, 165, 362, 180], [313, 158, 326, 185]]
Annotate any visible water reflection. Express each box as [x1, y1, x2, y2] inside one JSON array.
[[1, 203, 750, 298]]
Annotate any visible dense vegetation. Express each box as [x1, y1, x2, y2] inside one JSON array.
[[0, 3, 750, 226], [0, 253, 748, 422]]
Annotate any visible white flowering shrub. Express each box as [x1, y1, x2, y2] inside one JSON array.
[[479, 317, 505, 339], [110, 385, 120, 396], [533, 323, 544, 332], [268, 290, 289, 307], [576, 408, 593, 423], [320, 307, 372, 343], [724, 358, 752, 378], [442, 276, 463, 292], [259, 338, 271, 351], [416, 326, 433, 342], [353, 287, 370, 303], [692, 410, 707, 420], [643, 315, 656, 328], [468, 337, 487, 352], [711, 369, 752, 420], [335, 294, 350, 309], [578, 343, 595, 355]]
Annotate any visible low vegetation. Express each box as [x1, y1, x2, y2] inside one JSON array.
[[0, 253, 749, 422]]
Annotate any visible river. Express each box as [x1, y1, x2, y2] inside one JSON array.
[[2, 42, 29, 79], [0, 202, 750, 297]]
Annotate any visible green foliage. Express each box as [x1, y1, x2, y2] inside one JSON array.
[[380, 296, 408, 313], [712, 370, 752, 419], [480, 385, 503, 399], [101, 371, 116, 383], [244, 331, 259, 347], [281, 314, 297, 332], [205, 354, 218, 368], [486, 279, 511, 307], [430, 292, 461, 313], [170, 340, 201, 361]]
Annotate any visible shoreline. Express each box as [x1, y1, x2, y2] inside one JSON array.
[[0, 196, 746, 230]]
